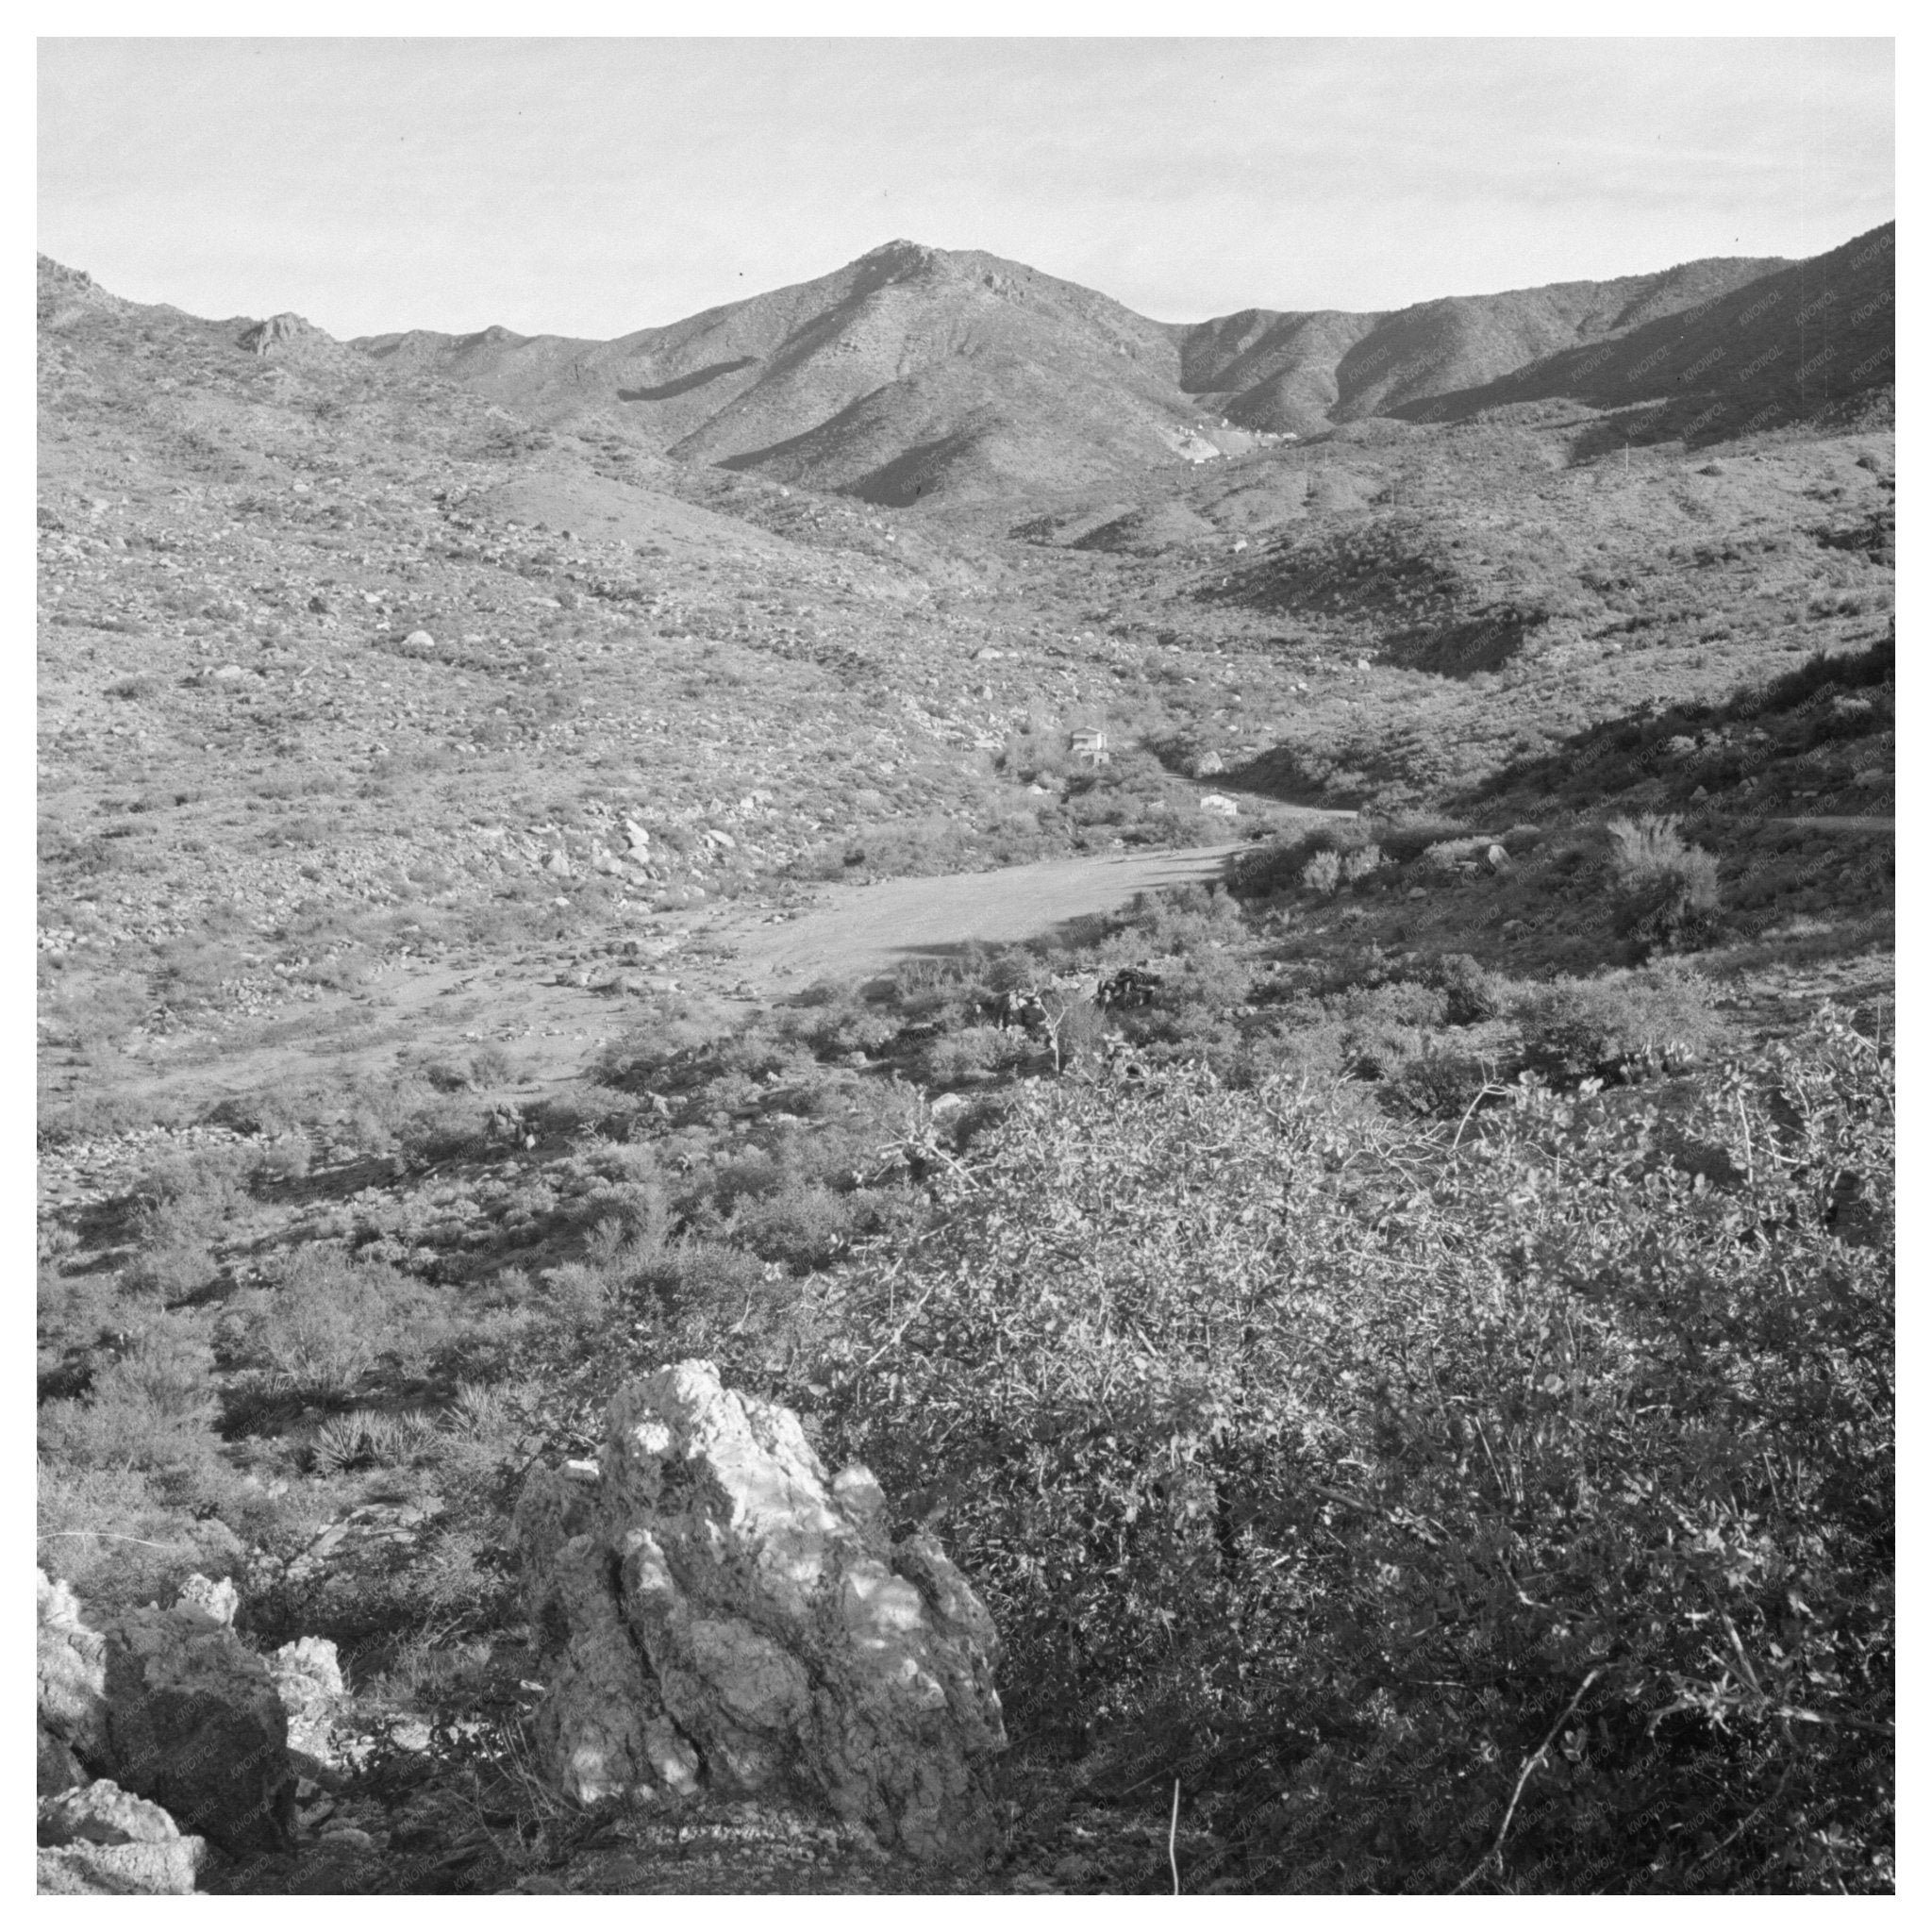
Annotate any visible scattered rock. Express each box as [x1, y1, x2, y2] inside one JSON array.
[[39, 1777, 181, 1847], [38, 1838, 207, 1895], [270, 1636, 346, 1763], [175, 1572, 240, 1625], [516, 1360, 1007, 1864], [37, 1779, 208, 1895], [1191, 750, 1226, 778], [1484, 843, 1511, 874], [404, 629, 436, 651]]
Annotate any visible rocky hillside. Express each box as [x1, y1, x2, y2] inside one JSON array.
[[345, 228, 1891, 506], [1400, 222, 1896, 441], [1177, 253, 1790, 433]]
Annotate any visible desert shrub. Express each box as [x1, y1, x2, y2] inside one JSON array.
[[1418, 951, 1503, 1025], [37, 1265, 128, 1397], [1300, 849, 1342, 896], [1386, 1041, 1497, 1118], [1340, 979, 1447, 1031], [397, 1093, 495, 1163], [1372, 816, 1474, 866], [922, 1024, 1027, 1084], [222, 1249, 456, 1396], [1339, 842, 1384, 887], [1606, 814, 1723, 950], [729, 1180, 865, 1273], [1037, 991, 1108, 1072], [38, 1324, 224, 1479], [784, 1017, 1892, 1890], [1232, 819, 1374, 898], [790, 995, 902, 1059], [1514, 962, 1721, 1084]]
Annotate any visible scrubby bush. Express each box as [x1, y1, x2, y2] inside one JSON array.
[[1339, 842, 1384, 887], [38, 1321, 225, 1481], [221, 1250, 456, 1396], [783, 1015, 1892, 1891], [1419, 951, 1503, 1025], [1514, 961, 1722, 1084], [1606, 814, 1723, 951], [1300, 849, 1342, 896]]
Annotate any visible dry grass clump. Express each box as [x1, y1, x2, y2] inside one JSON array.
[[1605, 812, 1722, 951]]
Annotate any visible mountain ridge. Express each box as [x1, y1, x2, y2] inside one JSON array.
[[41, 223, 1892, 508]]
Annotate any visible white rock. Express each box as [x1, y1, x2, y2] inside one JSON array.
[[515, 1362, 1005, 1863]]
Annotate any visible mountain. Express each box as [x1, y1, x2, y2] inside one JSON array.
[[1176, 254, 1790, 434], [357, 241, 1228, 507], [354, 228, 1892, 507], [1393, 222, 1895, 441], [50, 224, 1884, 516]]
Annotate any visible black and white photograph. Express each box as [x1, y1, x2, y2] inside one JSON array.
[[33, 22, 1895, 1896]]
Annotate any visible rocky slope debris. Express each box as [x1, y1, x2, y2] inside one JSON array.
[[515, 1359, 1007, 1863], [37, 1567, 347, 1884]]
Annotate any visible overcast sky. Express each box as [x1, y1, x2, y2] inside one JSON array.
[[38, 37, 1894, 340]]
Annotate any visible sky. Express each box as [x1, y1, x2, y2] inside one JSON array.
[[37, 36, 1895, 341]]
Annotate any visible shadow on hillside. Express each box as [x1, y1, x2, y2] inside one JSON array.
[[1455, 626, 1894, 814], [617, 358, 758, 403]]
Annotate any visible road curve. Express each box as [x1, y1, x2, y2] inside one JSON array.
[[717, 840, 1259, 990]]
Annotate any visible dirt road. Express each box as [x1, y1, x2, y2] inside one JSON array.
[[707, 839, 1261, 991], [42, 832, 1329, 1184]]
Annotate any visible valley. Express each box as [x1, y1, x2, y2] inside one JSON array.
[[35, 227, 1893, 1895]]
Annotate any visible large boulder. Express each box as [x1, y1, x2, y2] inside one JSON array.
[[37, 1779, 208, 1895], [514, 1361, 1006, 1864], [101, 1592, 295, 1854]]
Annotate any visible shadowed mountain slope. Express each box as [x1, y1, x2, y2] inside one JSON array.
[[1177, 253, 1790, 434], [1394, 223, 1895, 443]]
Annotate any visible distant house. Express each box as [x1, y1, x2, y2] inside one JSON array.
[[1069, 726, 1110, 765]]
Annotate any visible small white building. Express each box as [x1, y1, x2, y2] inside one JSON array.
[[1069, 726, 1110, 765]]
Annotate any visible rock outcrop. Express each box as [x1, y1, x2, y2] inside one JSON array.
[[103, 1596, 295, 1853], [515, 1360, 1006, 1864], [37, 1779, 208, 1894], [270, 1635, 348, 1764], [35, 1569, 297, 1856], [36, 1571, 109, 1793]]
